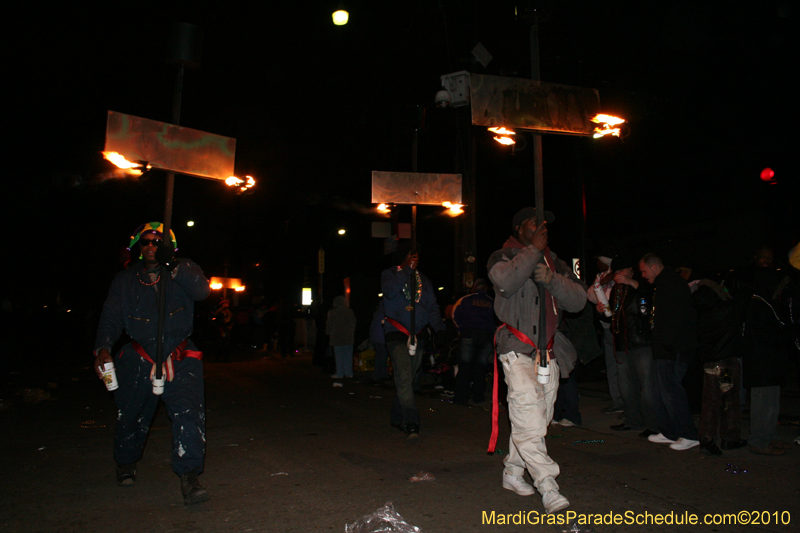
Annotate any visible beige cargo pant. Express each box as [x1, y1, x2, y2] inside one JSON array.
[[499, 351, 561, 494]]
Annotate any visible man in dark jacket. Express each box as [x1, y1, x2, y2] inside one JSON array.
[[639, 252, 699, 450], [93, 222, 211, 504], [381, 247, 445, 439], [598, 255, 657, 437]]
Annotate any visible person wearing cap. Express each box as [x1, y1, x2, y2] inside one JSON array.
[[381, 246, 446, 439], [597, 255, 658, 438], [93, 222, 212, 504], [487, 207, 586, 515], [451, 278, 496, 405]]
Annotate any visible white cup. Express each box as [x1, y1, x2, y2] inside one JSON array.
[[101, 362, 119, 391]]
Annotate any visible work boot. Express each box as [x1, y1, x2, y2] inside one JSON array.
[[180, 470, 210, 505], [116, 463, 136, 486], [406, 423, 420, 440]]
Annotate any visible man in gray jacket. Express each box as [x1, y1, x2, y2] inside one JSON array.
[[488, 207, 587, 515]]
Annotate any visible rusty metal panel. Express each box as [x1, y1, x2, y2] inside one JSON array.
[[371, 171, 462, 205], [105, 111, 236, 181], [470, 74, 600, 135]]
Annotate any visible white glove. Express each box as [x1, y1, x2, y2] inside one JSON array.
[[534, 263, 553, 285]]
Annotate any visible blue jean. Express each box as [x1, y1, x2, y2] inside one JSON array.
[[388, 338, 426, 429], [454, 330, 494, 403], [653, 356, 698, 441], [616, 346, 657, 431], [748, 385, 780, 449], [333, 345, 354, 377], [603, 326, 623, 409], [113, 344, 206, 476]]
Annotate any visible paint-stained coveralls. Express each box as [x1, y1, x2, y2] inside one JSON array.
[[95, 258, 210, 475]]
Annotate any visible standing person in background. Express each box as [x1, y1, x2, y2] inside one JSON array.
[[639, 252, 700, 451], [381, 246, 446, 439], [451, 278, 496, 405], [326, 295, 357, 379], [599, 255, 658, 438], [488, 207, 586, 515], [587, 255, 624, 416]]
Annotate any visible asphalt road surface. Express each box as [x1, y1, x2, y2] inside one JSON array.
[[1, 351, 798, 533]]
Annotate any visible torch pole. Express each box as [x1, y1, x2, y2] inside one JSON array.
[[153, 62, 184, 393], [530, 12, 549, 373]]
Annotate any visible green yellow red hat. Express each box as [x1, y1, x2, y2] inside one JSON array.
[[128, 222, 177, 250]]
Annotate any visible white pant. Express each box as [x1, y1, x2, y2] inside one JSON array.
[[500, 351, 560, 494]]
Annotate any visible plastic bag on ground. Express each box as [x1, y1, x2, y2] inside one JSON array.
[[345, 502, 424, 533]]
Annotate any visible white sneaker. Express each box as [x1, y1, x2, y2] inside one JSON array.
[[542, 490, 570, 514], [669, 438, 700, 450], [558, 419, 576, 427], [502, 473, 535, 496], [549, 420, 559, 426], [648, 433, 676, 444]]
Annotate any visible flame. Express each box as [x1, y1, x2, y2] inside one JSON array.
[[226, 175, 256, 192], [494, 135, 516, 145], [210, 282, 223, 290], [488, 127, 516, 135], [103, 151, 148, 175], [442, 202, 464, 215], [590, 114, 626, 138], [234, 286, 245, 292], [377, 203, 391, 213]]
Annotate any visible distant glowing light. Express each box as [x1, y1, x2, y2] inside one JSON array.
[[760, 168, 776, 183], [187, 221, 195, 227], [234, 286, 245, 292], [332, 10, 349, 25], [302, 287, 313, 306], [438, 287, 444, 291], [338, 229, 346, 235], [210, 282, 223, 290], [377, 203, 391, 214]]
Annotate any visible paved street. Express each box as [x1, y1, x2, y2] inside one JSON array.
[[1, 351, 798, 533]]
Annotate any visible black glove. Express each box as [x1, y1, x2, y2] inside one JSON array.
[[156, 243, 179, 272]]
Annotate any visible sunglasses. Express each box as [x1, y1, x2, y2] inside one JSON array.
[[139, 238, 163, 247]]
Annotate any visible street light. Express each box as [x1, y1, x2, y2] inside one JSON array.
[[332, 4, 349, 25]]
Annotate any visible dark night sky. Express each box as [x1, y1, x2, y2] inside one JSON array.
[[5, 0, 799, 313]]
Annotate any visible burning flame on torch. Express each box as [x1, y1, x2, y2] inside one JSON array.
[[226, 175, 256, 192], [488, 126, 516, 145], [591, 114, 626, 138], [102, 152, 150, 175], [443, 202, 464, 216]]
